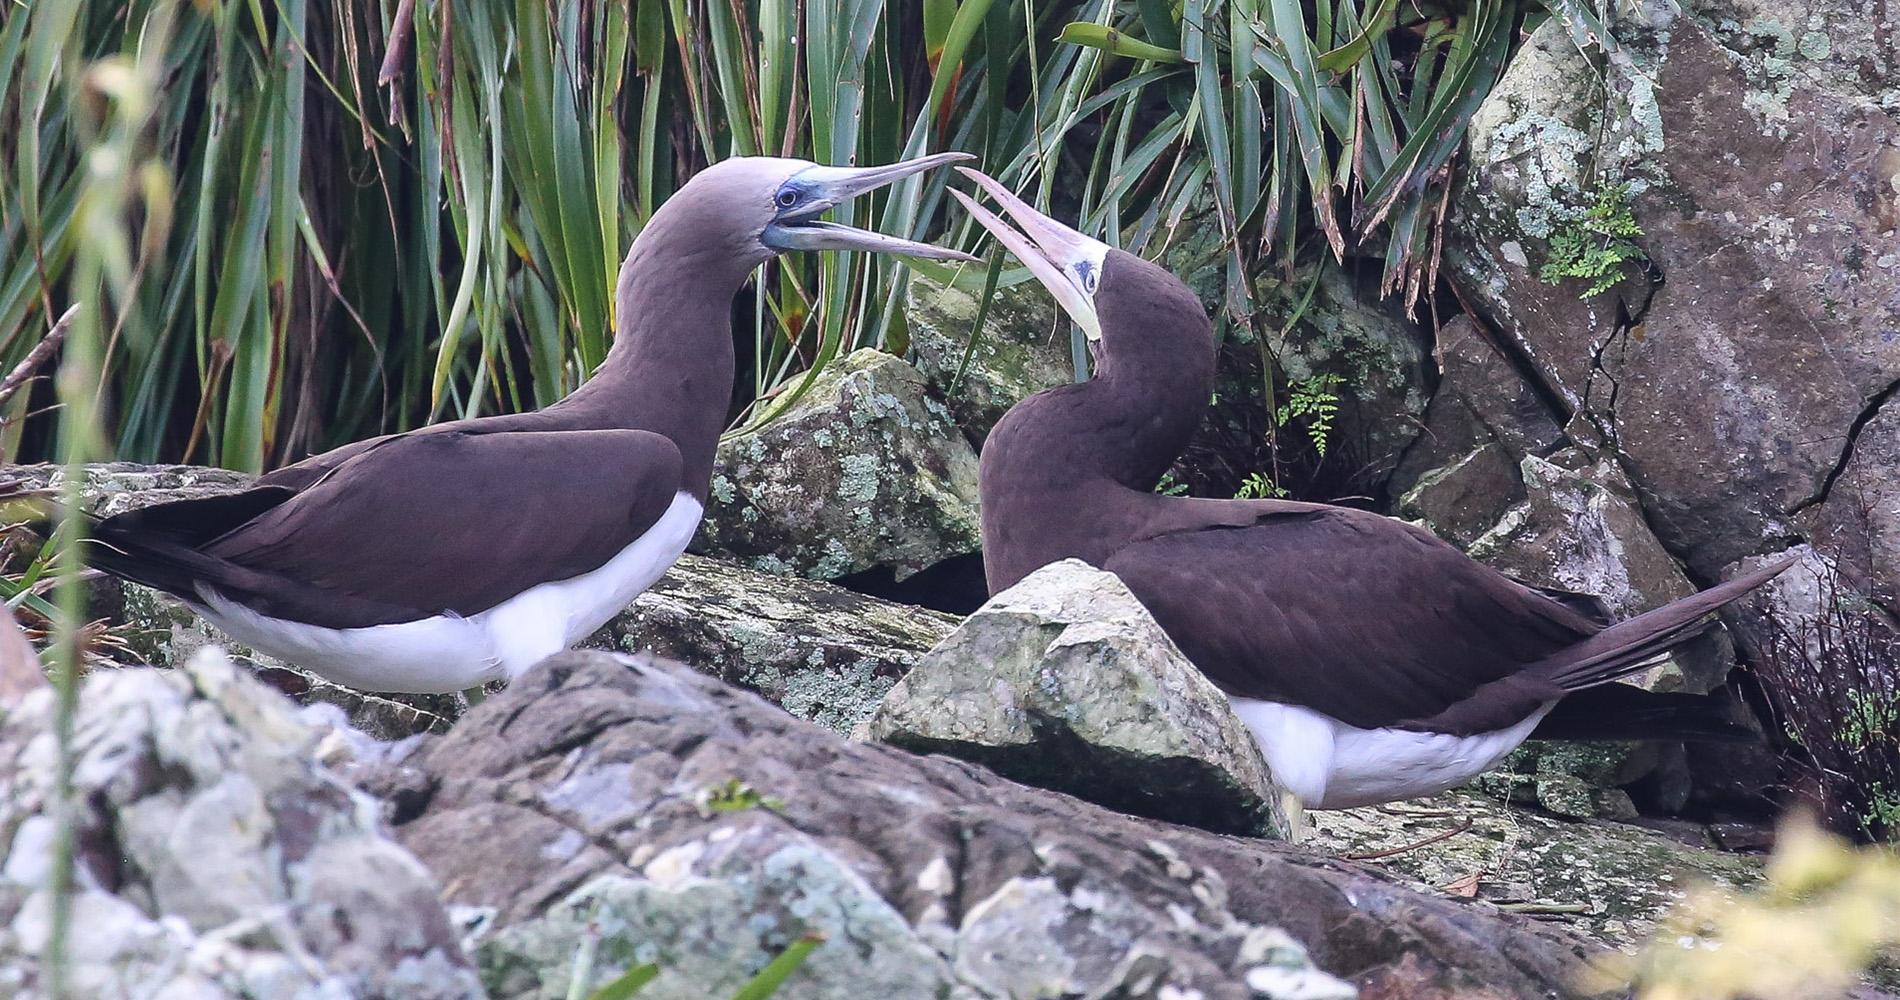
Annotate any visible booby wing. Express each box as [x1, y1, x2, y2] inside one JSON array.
[[92, 426, 684, 629], [1105, 503, 1604, 735]]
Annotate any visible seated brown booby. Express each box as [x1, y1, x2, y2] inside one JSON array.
[[82, 154, 975, 695], [948, 168, 1795, 814]]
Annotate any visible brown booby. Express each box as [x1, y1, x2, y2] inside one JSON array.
[[949, 168, 1795, 813], [84, 154, 976, 694]]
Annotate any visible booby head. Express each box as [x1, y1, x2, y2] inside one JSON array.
[[663, 153, 979, 269], [948, 168, 1214, 370], [945, 167, 1115, 343]]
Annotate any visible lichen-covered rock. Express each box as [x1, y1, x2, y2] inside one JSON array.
[[0, 649, 483, 1000], [389, 649, 1615, 999], [586, 552, 957, 736], [905, 275, 1071, 443], [1446, 6, 1900, 582], [699, 349, 983, 581], [866, 559, 1286, 838], [1, 461, 258, 516], [1309, 789, 1762, 952]]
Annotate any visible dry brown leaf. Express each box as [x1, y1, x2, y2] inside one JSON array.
[[1438, 872, 1483, 898]]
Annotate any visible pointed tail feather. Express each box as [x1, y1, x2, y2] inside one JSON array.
[[1534, 553, 1800, 691]]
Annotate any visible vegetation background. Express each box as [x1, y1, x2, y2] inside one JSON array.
[[1, 0, 1575, 474]]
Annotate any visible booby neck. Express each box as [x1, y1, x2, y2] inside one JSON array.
[[979, 249, 1218, 589], [549, 200, 752, 503]]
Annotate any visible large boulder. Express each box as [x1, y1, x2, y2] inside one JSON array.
[[698, 349, 983, 581], [1445, 6, 1900, 585], [866, 559, 1285, 837], [387, 649, 1617, 999], [0, 650, 482, 1000]]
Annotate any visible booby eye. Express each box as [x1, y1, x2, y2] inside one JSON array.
[[775, 188, 801, 209], [1075, 260, 1099, 293]]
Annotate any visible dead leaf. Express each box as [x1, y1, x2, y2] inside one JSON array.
[[1438, 872, 1482, 898]]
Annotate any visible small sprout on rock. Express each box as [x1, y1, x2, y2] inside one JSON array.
[[1154, 473, 1189, 497], [1539, 182, 1649, 297], [697, 777, 786, 816]]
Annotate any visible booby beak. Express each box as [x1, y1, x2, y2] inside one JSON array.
[[765, 152, 980, 261], [947, 167, 1110, 343]]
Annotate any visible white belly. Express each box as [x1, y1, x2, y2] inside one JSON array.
[[192, 493, 703, 694], [1228, 696, 1554, 810]]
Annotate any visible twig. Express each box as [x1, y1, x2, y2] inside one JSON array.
[[1495, 901, 1590, 915], [1343, 817, 1475, 860], [0, 303, 80, 411]]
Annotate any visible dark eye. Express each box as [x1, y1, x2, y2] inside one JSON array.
[[776, 189, 800, 209]]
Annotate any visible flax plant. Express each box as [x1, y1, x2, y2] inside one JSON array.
[[2, 0, 1605, 474]]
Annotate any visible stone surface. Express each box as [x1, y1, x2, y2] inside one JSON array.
[[587, 552, 957, 736], [1308, 789, 1764, 953], [1397, 442, 1527, 548], [0, 462, 258, 516], [866, 559, 1285, 838], [1447, 7, 1900, 582], [0, 650, 483, 1000], [699, 349, 984, 581], [388, 649, 1617, 999], [1388, 315, 1567, 510], [905, 275, 1072, 444]]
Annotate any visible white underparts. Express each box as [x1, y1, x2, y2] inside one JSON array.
[[1227, 696, 1555, 810], [194, 492, 704, 694]]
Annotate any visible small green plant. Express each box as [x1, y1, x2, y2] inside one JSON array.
[[1840, 689, 1898, 749], [697, 778, 785, 816], [1539, 182, 1648, 297], [1233, 472, 1289, 500], [582, 932, 823, 1000], [1153, 473, 1189, 497], [1275, 375, 1343, 458]]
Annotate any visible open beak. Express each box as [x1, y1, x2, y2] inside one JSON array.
[[946, 167, 1108, 342], [766, 152, 979, 261]]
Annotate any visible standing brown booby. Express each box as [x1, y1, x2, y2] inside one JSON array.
[[85, 154, 975, 694], [950, 168, 1794, 812]]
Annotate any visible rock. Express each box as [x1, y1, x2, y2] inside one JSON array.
[[698, 349, 984, 581], [1307, 789, 1764, 952], [905, 275, 1072, 443], [1397, 442, 1526, 547], [1446, 7, 1900, 581], [0, 462, 257, 516], [586, 552, 958, 736], [1388, 315, 1566, 511], [391, 649, 1618, 999], [0, 649, 483, 1000], [865, 559, 1285, 838]]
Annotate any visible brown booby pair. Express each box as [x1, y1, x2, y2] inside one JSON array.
[[949, 168, 1795, 813], [85, 154, 975, 694]]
